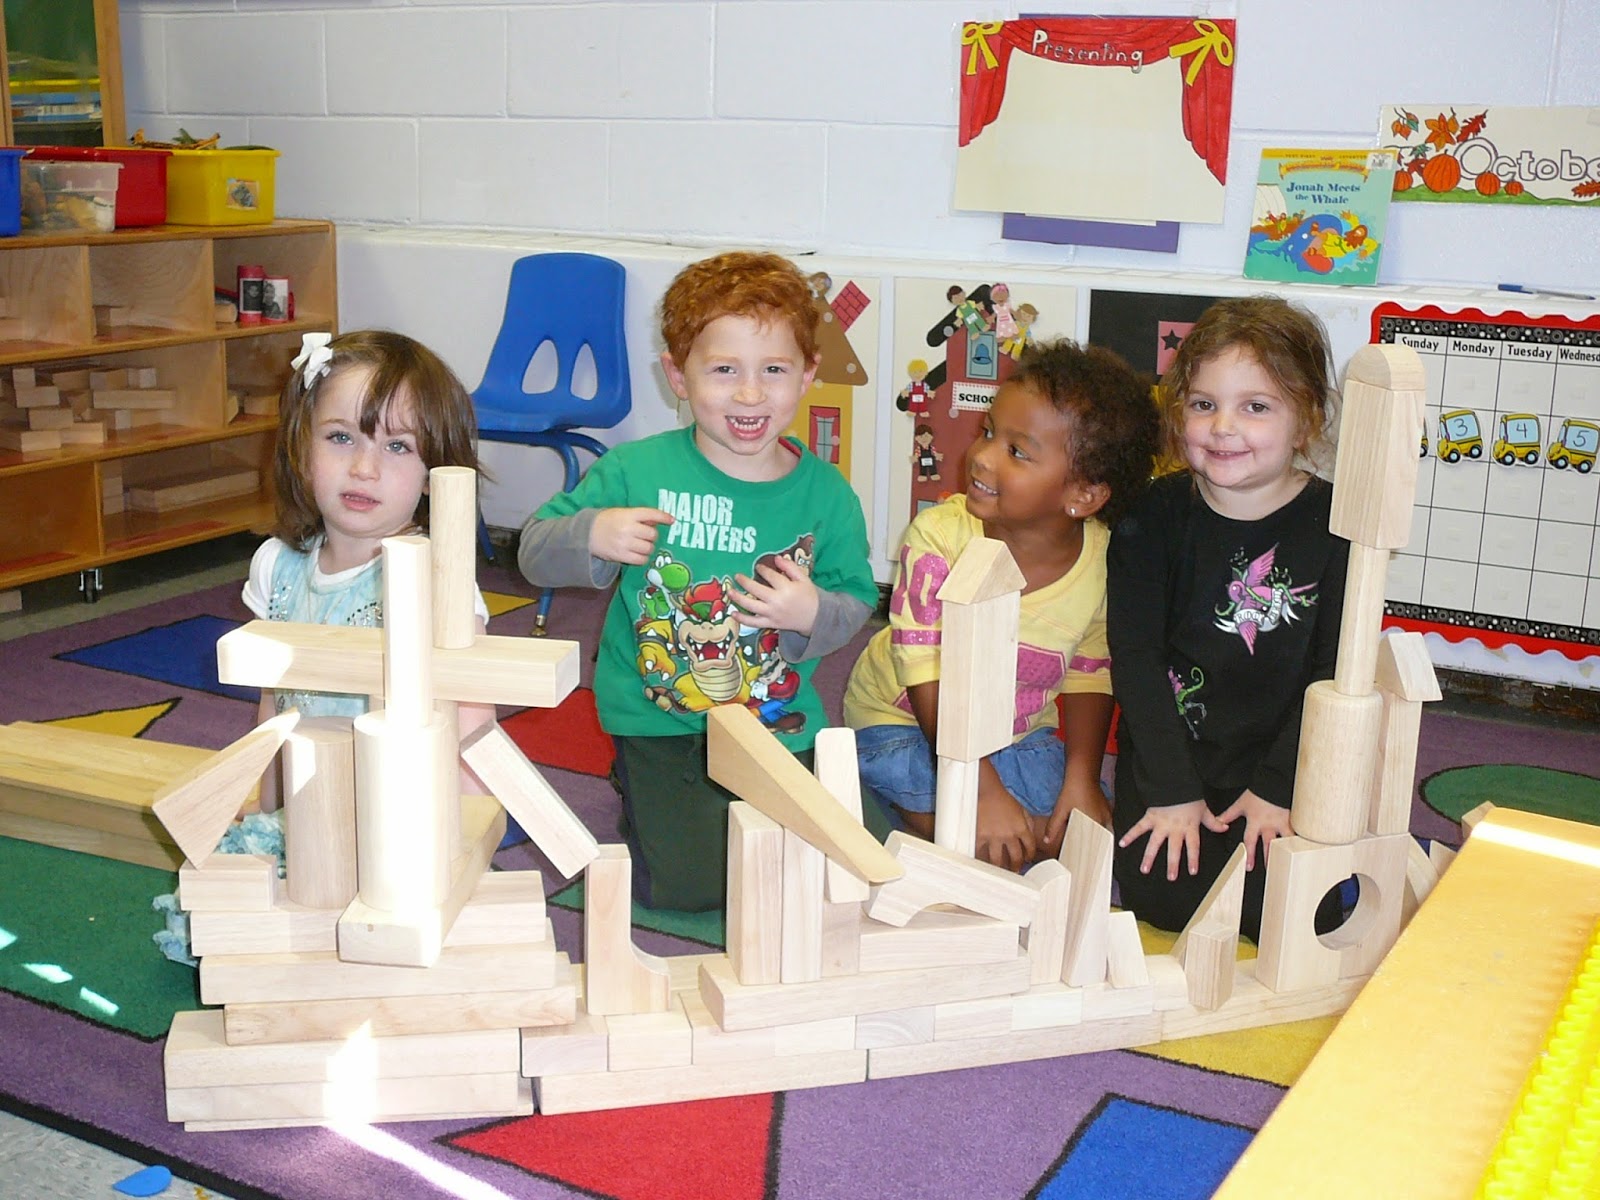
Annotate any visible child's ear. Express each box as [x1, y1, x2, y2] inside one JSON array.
[[660, 350, 689, 401], [1066, 481, 1111, 520], [801, 353, 821, 392]]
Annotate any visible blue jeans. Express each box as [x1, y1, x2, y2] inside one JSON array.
[[853, 723, 1066, 818]]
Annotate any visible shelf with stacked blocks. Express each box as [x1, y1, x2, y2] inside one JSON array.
[[0, 219, 336, 593], [43, 342, 1466, 1132]]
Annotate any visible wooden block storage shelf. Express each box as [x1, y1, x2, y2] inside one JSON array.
[[0, 220, 336, 593]]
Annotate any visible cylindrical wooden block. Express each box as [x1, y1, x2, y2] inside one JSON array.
[[1334, 543, 1388, 697], [1289, 681, 1383, 845], [428, 465, 477, 650], [282, 716, 358, 909], [380, 535, 434, 728], [353, 710, 452, 913]]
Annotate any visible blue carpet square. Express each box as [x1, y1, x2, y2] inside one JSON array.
[[58, 614, 254, 703], [1032, 1096, 1254, 1200]]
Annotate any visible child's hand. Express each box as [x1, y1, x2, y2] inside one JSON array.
[[589, 507, 673, 565], [976, 776, 1037, 872], [1214, 788, 1293, 871], [1041, 776, 1111, 855], [1118, 800, 1229, 882], [730, 557, 819, 635]]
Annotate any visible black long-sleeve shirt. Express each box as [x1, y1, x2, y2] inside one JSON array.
[[1107, 472, 1349, 829]]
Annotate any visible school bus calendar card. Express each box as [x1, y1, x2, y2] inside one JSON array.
[[955, 16, 1236, 223]]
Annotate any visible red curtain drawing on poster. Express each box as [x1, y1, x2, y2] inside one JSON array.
[[958, 17, 1235, 184]]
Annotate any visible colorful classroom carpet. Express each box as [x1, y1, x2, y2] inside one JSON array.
[[1, 571, 1596, 1200]]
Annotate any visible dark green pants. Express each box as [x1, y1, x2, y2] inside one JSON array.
[[612, 732, 892, 912]]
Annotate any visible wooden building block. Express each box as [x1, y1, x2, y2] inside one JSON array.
[[26, 405, 72, 430], [179, 853, 277, 913], [1158, 958, 1363, 1042], [781, 827, 825, 983], [182, 1081, 532, 1131], [281, 716, 357, 910], [346, 709, 452, 927], [169, 1070, 529, 1127], [337, 793, 505, 967], [220, 974, 575, 1046], [153, 710, 299, 866], [1328, 343, 1427, 551], [0, 810, 178, 870], [820, 896, 862, 978], [88, 367, 129, 390], [1081, 979, 1157, 1021], [0, 589, 18, 614], [1401, 836, 1440, 925], [165, 1008, 520, 1089], [606, 999, 693, 1072], [1012, 982, 1085, 1031], [868, 1011, 1161, 1080], [584, 844, 671, 1016], [200, 940, 566, 1006], [726, 801, 784, 985], [931, 756, 981, 859], [682, 989, 857, 1063], [93, 387, 178, 410], [1289, 681, 1384, 846], [129, 365, 160, 388], [59, 422, 106, 445], [857, 908, 1020, 973], [706, 704, 902, 886], [699, 949, 1032, 1033], [865, 830, 1040, 928], [812, 727, 870, 903], [1059, 810, 1113, 987], [0, 427, 60, 452], [1182, 924, 1237, 1010], [933, 536, 1024, 764], [522, 1009, 608, 1076], [10, 366, 34, 388], [933, 994, 1014, 1041], [854, 1006, 936, 1049], [1170, 844, 1246, 963], [1461, 801, 1495, 839], [1106, 910, 1150, 989], [14, 384, 61, 408], [126, 467, 259, 513], [1021, 858, 1070, 985], [44, 368, 93, 391], [1255, 833, 1409, 994], [216, 620, 580, 711], [459, 721, 599, 879], [534, 1048, 867, 1116], [1428, 840, 1457, 874], [1147, 953, 1190, 1011]]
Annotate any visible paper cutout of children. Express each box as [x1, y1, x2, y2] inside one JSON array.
[[900, 358, 932, 416], [1001, 303, 1038, 359], [948, 285, 989, 335], [911, 423, 944, 482], [990, 283, 1017, 339]]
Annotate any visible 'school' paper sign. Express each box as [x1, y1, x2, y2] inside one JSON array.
[[955, 16, 1236, 224]]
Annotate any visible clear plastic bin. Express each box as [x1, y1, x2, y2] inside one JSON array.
[[20, 159, 121, 233]]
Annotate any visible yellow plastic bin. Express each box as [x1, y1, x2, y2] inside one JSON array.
[[165, 148, 278, 225]]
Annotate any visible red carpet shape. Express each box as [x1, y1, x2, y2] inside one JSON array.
[[502, 687, 615, 778], [450, 1092, 778, 1200]]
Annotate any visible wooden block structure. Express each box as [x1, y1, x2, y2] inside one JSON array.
[[0, 362, 174, 455]]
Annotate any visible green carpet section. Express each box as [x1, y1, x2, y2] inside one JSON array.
[[0, 838, 200, 1038], [548, 880, 726, 949], [1422, 765, 1600, 828]]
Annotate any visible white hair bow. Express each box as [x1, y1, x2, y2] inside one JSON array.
[[291, 332, 334, 389]]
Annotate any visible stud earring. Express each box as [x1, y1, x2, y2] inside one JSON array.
[[1068, 507, 1076, 516]]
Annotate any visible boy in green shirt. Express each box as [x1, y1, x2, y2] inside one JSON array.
[[518, 251, 884, 910]]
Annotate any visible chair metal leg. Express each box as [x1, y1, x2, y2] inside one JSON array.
[[533, 586, 553, 637]]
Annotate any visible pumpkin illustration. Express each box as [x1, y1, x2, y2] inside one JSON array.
[[1422, 154, 1462, 193], [1506, 180, 1525, 197], [1476, 172, 1501, 196], [1393, 169, 1413, 194]]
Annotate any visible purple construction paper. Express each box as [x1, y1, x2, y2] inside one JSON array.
[[1003, 213, 1181, 253]]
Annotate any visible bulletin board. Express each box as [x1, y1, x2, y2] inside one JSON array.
[[1373, 303, 1600, 669]]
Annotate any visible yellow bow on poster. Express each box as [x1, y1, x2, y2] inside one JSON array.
[[1167, 19, 1233, 86], [962, 22, 1002, 75]]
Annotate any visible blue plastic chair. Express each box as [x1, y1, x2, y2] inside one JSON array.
[[472, 253, 631, 635]]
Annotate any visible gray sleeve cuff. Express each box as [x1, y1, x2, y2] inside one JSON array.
[[517, 509, 620, 589], [777, 590, 873, 662]]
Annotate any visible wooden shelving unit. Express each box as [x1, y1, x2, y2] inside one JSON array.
[[0, 218, 336, 593]]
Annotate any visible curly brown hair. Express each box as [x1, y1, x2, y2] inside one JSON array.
[[1159, 296, 1337, 469], [1008, 338, 1160, 528], [659, 251, 819, 367], [273, 330, 480, 551]]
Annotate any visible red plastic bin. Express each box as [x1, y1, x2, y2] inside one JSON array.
[[25, 146, 170, 227]]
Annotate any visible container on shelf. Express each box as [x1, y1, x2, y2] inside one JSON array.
[[26, 146, 171, 227], [0, 148, 25, 237], [165, 148, 278, 226], [19, 159, 121, 233]]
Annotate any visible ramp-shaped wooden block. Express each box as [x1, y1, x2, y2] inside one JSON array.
[[700, 949, 1032, 1033], [584, 845, 671, 1016], [864, 830, 1040, 928], [706, 705, 902, 885], [460, 722, 599, 879], [1059, 810, 1113, 986], [179, 853, 278, 913], [1254, 833, 1409, 994], [336, 793, 507, 968], [153, 710, 300, 866], [165, 1008, 520, 1088], [223, 969, 575, 1046], [216, 621, 580, 711], [934, 536, 1025, 764], [812, 727, 870, 903], [857, 908, 1021, 973], [1105, 910, 1150, 990], [1170, 843, 1246, 963]]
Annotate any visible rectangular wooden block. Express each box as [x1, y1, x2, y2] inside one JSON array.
[[165, 1008, 520, 1088], [854, 1006, 936, 1049], [183, 1079, 533, 1130], [700, 950, 1032, 1032], [127, 467, 259, 513], [200, 941, 566, 1005], [179, 853, 278, 912], [522, 1010, 609, 1077], [93, 387, 177, 410], [606, 998, 693, 1072], [534, 1048, 868, 1116], [1159, 959, 1364, 1041], [168, 1069, 529, 1126], [681, 988, 856, 1065], [868, 1011, 1161, 1079], [0, 427, 60, 452], [857, 909, 1021, 973]]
